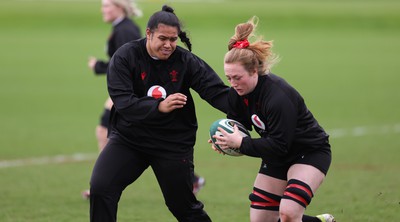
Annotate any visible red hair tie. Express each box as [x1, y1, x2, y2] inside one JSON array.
[[233, 39, 250, 49]]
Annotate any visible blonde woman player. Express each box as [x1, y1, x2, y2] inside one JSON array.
[[87, 0, 142, 152], [84, 0, 142, 199]]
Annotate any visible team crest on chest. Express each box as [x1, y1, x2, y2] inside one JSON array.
[[251, 114, 265, 130], [147, 85, 167, 99], [169, 70, 179, 82], [141, 71, 147, 80], [243, 98, 249, 106]]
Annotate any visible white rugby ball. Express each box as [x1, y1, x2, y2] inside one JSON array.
[[209, 119, 250, 156]]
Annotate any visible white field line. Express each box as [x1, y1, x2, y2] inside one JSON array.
[[15, 0, 225, 3], [0, 153, 98, 169], [328, 123, 400, 138], [0, 123, 399, 169]]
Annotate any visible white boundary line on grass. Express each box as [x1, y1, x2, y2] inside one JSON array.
[[0, 153, 98, 169], [1, 123, 399, 169], [15, 0, 225, 3], [328, 123, 400, 138]]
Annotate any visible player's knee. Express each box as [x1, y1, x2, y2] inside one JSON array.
[[282, 179, 314, 208], [89, 169, 111, 196], [249, 187, 281, 211], [89, 176, 104, 195]]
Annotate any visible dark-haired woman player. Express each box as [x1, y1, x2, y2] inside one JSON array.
[[84, 0, 206, 199], [89, 5, 229, 222]]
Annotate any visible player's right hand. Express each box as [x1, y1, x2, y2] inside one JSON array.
[[158, 93, 187, 113]]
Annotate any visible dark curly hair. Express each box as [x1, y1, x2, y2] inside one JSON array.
[[147, 5, 192, 51]]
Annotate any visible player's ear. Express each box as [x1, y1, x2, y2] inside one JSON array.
[[251, 68, 257, 76], [146, 28, 152, 40]]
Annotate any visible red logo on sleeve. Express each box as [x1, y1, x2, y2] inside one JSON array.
[[251, 114, 265, 130]]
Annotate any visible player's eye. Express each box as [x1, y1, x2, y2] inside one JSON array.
[[159, 36, 178, 42], [233, 76, 241, 81], [169, 37, 178, 42]]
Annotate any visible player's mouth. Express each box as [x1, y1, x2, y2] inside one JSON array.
[[160, 49, 172, 56], [234, 87, 241, 92]]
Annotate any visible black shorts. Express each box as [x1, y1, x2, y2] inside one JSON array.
[[258, 148, 331, 180], [99, 108, 111, 128]]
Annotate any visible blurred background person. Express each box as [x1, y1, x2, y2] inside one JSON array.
[[83, 0, 142, 199], [88, 0, 142, 152]]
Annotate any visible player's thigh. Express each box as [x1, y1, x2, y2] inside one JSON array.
[[253, 173, 287, 195], [287, 148, 331, 193], [90, 138, 149, 191], [287, 164, 325, 194], [278, 166, 322, 221]]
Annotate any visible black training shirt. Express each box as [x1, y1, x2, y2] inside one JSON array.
[[227, 73, 330, 166], [107, 38, 229, 158]]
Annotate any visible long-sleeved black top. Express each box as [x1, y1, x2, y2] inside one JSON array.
[[227, 73, 330, 166], [107, 38, 229, 158], [94, 17, 141, 74]]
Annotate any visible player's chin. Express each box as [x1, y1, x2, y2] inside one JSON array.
[[234, 89, 245, 96], [158, 50, 173, 60]]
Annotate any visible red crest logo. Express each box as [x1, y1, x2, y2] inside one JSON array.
[[243, 98, 249, 106], [141, 72, 147, 80], [170, 70, 178, 82]]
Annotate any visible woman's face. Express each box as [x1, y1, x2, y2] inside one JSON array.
[[101, 0, 124, 23], [224, 62, 258, 96], [146, 24, 179, 60]]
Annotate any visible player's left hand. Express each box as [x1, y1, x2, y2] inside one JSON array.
[[208, 139, 225, 155], [212, 124, 243, 150], [88, 56, 97, 70]]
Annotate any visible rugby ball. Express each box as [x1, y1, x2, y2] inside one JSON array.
[[209, 119, 250, 156]]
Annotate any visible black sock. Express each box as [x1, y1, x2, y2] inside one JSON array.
[[277, 215, 320, 222], [302, 215, 321, 222]]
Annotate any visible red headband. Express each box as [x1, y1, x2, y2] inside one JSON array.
[[232, 39, 250, 49]]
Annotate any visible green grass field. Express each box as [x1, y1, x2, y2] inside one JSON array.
[[1, 0, 400, 221]]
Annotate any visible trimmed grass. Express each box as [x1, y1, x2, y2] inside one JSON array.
[[0, 0, 399, 221]]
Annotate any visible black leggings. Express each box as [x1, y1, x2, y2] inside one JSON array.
[[89, 138, 211, 222]]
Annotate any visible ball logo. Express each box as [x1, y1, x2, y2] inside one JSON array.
[[218, 119, 233, 129], [218, 119, 249, 137], [147, 85, 166, 99], [251, 114, 265, 130]]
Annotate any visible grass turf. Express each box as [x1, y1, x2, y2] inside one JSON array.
[[0, 0, 399, 221]]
